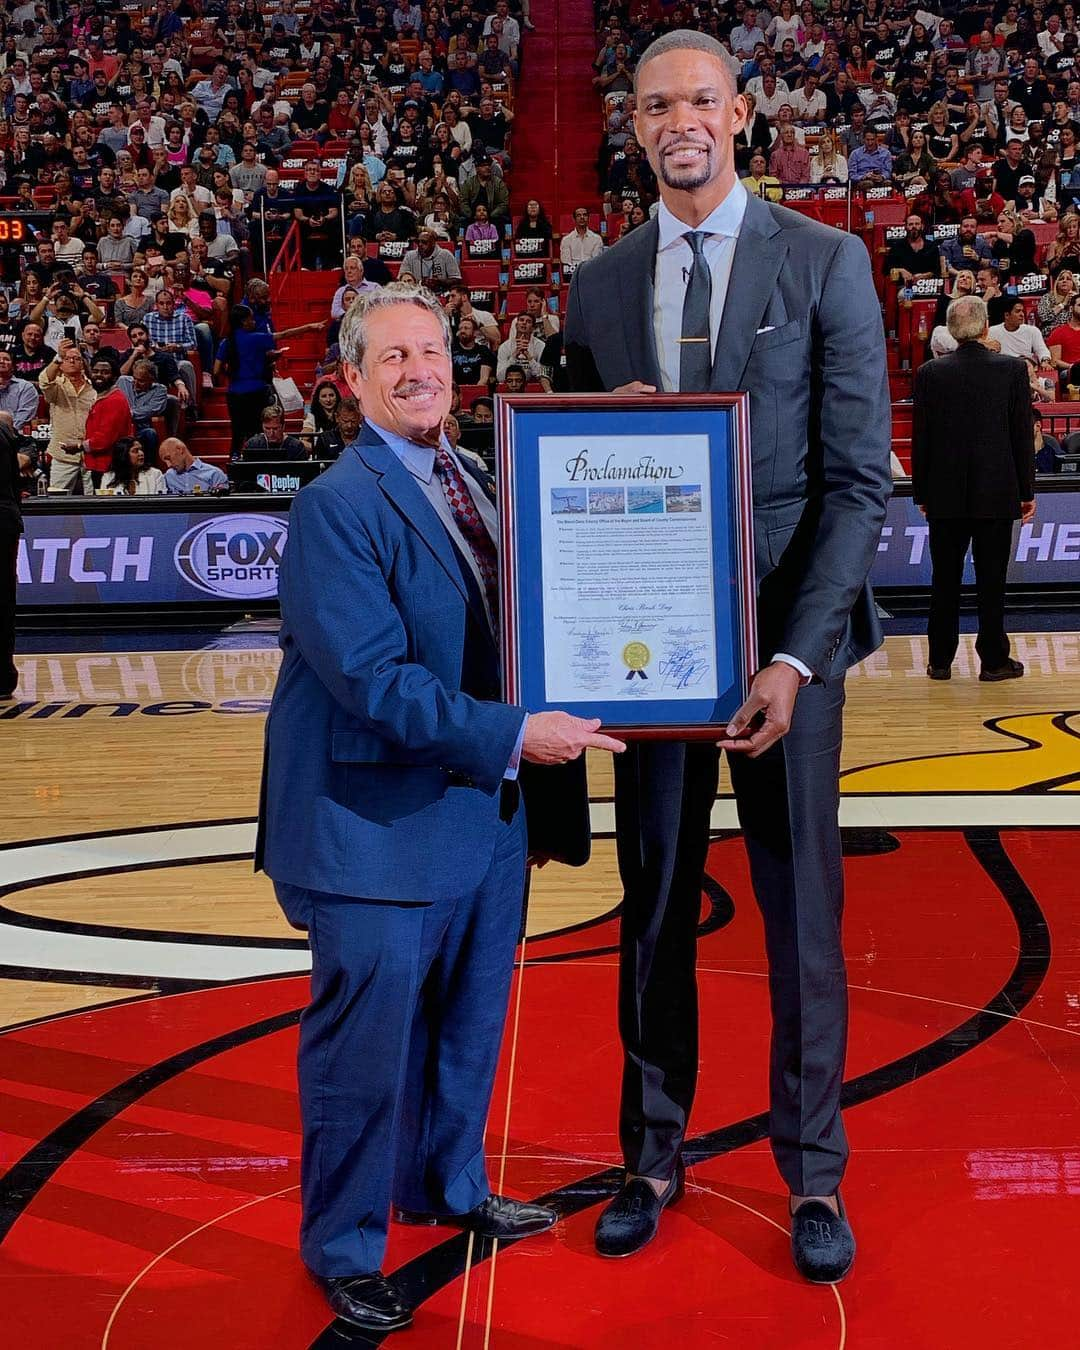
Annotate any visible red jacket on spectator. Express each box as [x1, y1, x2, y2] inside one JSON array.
[[84, 388, 134, 474]]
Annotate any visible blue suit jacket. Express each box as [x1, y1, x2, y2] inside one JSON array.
[[256, 423, 526, 902]]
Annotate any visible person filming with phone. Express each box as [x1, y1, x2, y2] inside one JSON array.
[[39, 338, 96, 494]]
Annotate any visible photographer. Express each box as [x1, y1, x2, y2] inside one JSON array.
[[29, 279, 104, 352], [39, 337, 95, 494]]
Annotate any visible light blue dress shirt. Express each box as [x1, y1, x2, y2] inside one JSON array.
[[653, 183, 812, 683], [367, 421, 527, 776], [164, 458, 229, 494]]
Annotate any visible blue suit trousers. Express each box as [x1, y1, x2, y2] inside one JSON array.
[[276, 807, 527, 1277]]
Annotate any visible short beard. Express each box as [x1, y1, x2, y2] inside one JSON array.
[[658, 149, 715, 192]]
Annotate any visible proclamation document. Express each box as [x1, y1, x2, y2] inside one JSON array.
[[538, 434, 731, 704]]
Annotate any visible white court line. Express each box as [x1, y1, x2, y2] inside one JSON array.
[[0, 799, 1075, 983]]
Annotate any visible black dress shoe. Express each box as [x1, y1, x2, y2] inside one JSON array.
[[594, 1162, 685, 1258], [394, 1193, 557, 1240], [926, 664, 951, 680], [791, 1195, 856, 1284], [321, 1273, 412, 1332], [979, 659, 1024, 682]]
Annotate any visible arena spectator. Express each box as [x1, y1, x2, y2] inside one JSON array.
[[39, 338, 96, 494], [0, 351, 37, 433], [146, 290, 200, 396], [239, 403, 309, 461], [452, 151, 506, 228], [496, 313, 544, 382], [160, 436, 228, 495], [399, 229, 462, 288], [83, 353, 136, 486], [1048, 295, 1080, 385], [313, 397, 362, 461], [101, 438, 167, 496], [465, 204, 501, 243], [32, 282, 104, 352], [114, 269, 154, 330], [989, 299, 1053, 366], [364, 181, 418, 242], [11, 323, 55, 387], [769, 124, 811, 184], [741, 151, 782, 202], [1037, 269, 1079, 336], [76, 250, 118, 305], [522, 287, 559, 340], [942, 217, 996, 278], [502, 364, 528, 393], [885, 214, 942, 284], [513, 197, 548, 245], [848, 129, 893, 187], [118, 358, 176, 448], [560, 206, 603, 268], [443, 282, 495, 344], [451, 316, 495, 385]]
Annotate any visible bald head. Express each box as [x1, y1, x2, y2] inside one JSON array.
[[159, 437, 193, 471]]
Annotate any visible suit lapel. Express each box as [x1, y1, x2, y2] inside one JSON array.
[[353, 425, 472, 606], [616, 219, 664, 389], [711, 192, 789, 392]]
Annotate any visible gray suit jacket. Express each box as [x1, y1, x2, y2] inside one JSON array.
[[563, 190, 892, 680]]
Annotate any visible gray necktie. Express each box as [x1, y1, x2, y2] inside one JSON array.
[[679, 230, 713, 392]]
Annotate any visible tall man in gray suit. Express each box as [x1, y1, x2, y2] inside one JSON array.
[[564, 31, 892, 1280]]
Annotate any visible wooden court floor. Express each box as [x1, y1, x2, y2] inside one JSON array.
[[2, 629, 1080, 1350], [1, 630, 1078, 1031]]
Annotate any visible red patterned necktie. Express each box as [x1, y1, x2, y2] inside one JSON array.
[[432, 445, 499, 623]]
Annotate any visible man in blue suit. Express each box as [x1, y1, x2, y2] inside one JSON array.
[[256, 282, 623, 1334]]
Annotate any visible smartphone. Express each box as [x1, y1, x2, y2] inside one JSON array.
[[64, 324, 76, 340]]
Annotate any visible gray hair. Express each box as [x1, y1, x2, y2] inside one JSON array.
[[946, 295, 989, 343], [338, 282, 452, 372], [635, 30, 736, 93]]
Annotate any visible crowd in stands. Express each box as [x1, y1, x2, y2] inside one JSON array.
[[6, 0, 1079, 495], [4, 0, 538, 494]]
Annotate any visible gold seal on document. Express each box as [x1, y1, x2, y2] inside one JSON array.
[[622, 641, 650, 671]]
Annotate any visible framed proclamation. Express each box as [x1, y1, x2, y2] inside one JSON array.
[[497, 394, 757, 738]]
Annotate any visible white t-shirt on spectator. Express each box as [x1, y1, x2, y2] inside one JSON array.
[[753, 84, 795, 121], [988, 322, 1051, 364], [790, 88, 826, 120], [930, 325, 958, 358]]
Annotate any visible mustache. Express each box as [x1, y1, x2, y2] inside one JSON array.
[[394, 381, 443, 396]]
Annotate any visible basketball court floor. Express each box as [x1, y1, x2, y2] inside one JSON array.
[[1, 623, 1079, 1348]]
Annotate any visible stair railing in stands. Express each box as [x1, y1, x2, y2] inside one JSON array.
[[267, 222, 302, 304]]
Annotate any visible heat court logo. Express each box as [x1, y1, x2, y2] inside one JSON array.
[[174, 514, 288, 599]]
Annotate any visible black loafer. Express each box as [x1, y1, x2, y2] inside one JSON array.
[[594, 1162, 685, 1258], [926, 664, 951, 680], [321, 1272, 412, 1332], [791, 1195, 856, 1284], [979, 659, 1024, 682], [394, 1193, 557, 1241]]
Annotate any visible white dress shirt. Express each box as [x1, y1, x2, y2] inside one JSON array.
[[653, 182, 747, 395], [653, 181, 812, 682]]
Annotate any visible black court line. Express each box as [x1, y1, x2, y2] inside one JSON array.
[[0, 829, 1054, 1344], [307, 827, 1053, 1347], [0, 1007, 303, 1247]]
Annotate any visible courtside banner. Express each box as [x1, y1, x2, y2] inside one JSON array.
[[16, 486, 1080, 607], [871, 489, 1080, 588], [16, 505, 291, 606]]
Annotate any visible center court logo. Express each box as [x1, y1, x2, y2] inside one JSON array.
[[174, 514, 288, 599]]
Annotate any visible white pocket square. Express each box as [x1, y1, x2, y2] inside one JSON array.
[[756, 325, 776, 334]]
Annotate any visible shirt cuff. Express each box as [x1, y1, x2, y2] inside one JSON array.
[[772, 652, 813, 684], [503, 714, 528, 781]]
